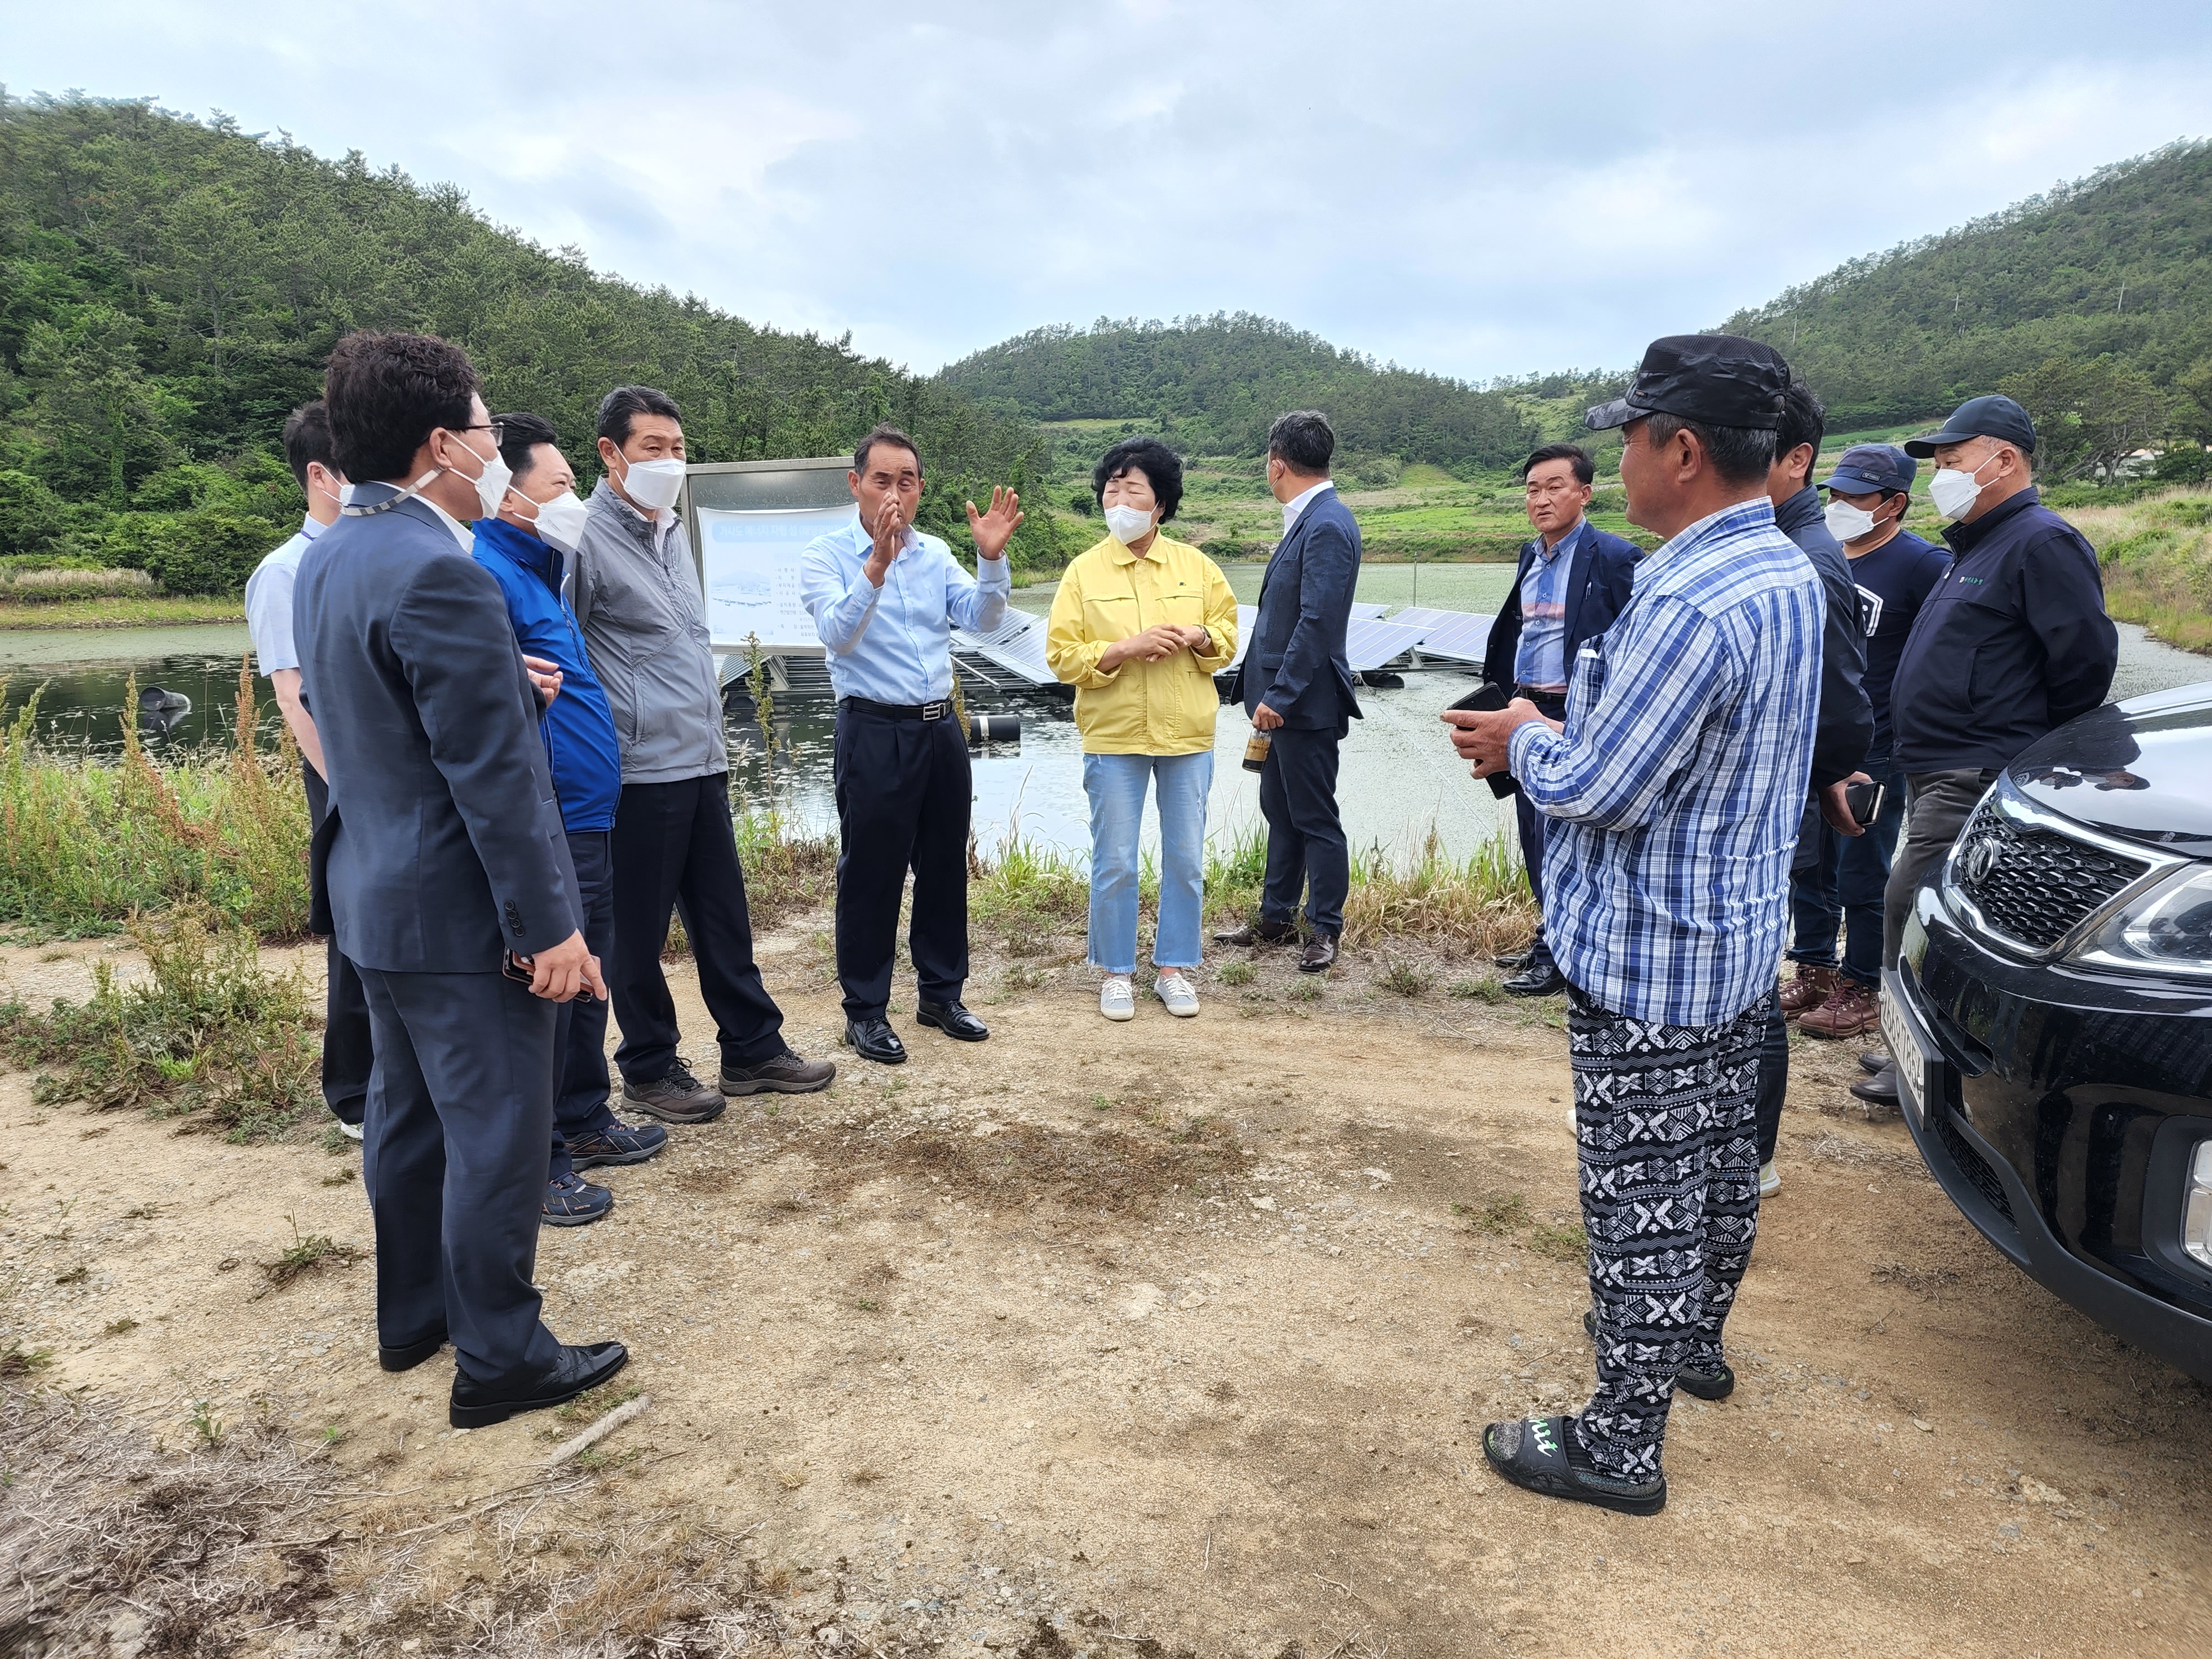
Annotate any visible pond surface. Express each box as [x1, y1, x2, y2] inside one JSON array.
[[3, 558, 2205, 869]]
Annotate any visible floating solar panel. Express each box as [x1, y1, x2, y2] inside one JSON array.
[[1381, 607, 1495, 664], [1344, 618, 1428, 672], [950, 612, 1058, 684]]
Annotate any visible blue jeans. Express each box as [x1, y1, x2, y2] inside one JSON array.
[[1084, 751, 1214, 974], [1787, 751, 1904, 988]]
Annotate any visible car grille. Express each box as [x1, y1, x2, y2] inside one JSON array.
[[1950, 807, 2146, 951], [1936, 1112, 2013, 1223]]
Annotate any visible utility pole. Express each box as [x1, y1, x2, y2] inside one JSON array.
[[2117, 283, 2126, 315]]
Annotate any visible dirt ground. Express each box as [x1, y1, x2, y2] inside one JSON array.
[[2, 920, 2208, 1659]]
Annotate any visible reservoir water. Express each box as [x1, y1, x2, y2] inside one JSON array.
[[3, 560, 2205, 868]]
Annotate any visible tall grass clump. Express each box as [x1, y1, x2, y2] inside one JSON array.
[[970, 830, 1089, 952], [0, 663, 310, 938], [0, 901, 320, 1141], [731, 800, 838, 927], [2062, 489, 2212, 655]]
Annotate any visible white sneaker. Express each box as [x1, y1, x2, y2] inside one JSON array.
[[1099, 976, 1136, 1021], [340, 1120, 366, 1142], [1155, 970, 1200, 1018], [1759, 1161, 1781, 1198]]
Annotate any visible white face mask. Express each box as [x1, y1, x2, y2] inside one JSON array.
[[1823, 499, 1879, 542], [309, 469, 346, 512], [442, 432, 513, 520], [614, 453, 686, 513], [1103, 503, 1157, 546], [1929, 451, 2002, 521], [509, 488, 591, 554]]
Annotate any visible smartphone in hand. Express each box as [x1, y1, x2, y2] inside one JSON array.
[[1446, 682, 1519, 799]]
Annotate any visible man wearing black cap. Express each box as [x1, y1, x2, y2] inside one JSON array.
[[1876, 396, 2118, 1028], [1444, 335, 1823, 1515], [1790, 446, 1950, 1056]]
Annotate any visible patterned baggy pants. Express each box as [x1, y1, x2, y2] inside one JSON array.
[[1567, 985, 1769, 1480]]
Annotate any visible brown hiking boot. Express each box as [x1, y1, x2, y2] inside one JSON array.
[[622, 1061, 727, 1123], [1778, 963, 1839, 1018], [1799, 978, 1880, 1040]]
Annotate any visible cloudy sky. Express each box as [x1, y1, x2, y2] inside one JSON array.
[[13, 1, 2212, 382]]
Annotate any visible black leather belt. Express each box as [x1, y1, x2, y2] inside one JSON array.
[[839, 696, 951, 722], [1515, 684, 1569, 714]]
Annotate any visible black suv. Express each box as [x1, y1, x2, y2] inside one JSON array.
[[1885, 681, 2212, 1383]]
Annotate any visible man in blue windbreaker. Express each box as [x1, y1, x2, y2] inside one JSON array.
[[475, 411, 669, 1227]]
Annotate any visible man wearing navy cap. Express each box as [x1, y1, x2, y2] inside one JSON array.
[[1787, 445, 1951, 1058], [1444, 335, 1823, 1515], [1877, 397, 2117, 997]]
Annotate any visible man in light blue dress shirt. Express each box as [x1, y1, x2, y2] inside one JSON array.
[[800, 424, 1025, 1065]]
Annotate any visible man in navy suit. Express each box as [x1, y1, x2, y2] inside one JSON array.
[[1481, 443, 1642, 995], [295, 331, 627, 1430], [1215, 410, 1361, 974]]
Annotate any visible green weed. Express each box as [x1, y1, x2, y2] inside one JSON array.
[[190, 1400, 223, 1447], [0, 901, 319, 1141], [1216, 961, 1255, 987], [0, 665, 311, 939], [258, 1215, 363, 1296], [1378, 958, 1434, 997], [1528, 1219, 1590, 1262], [2, 1340, 54, 1378], [1467, 1192, 1530, 1234]]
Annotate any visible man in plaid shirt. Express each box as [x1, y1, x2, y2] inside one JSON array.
[[1445, 335, 1822, 1515]]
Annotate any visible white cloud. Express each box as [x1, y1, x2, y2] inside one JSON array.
[[9, 0, 2211, 378]]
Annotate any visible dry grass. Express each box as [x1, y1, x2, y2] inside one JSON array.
[[2061, 488, 2212, 654], [0, 566, 155, 601]]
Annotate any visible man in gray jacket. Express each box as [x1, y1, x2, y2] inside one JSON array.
[[574, 385, 833, 1118]]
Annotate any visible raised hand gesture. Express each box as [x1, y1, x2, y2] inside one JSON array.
[[863, 494, 909, 586], [966, 486, 1024, 562]]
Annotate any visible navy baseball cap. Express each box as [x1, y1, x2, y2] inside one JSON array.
[[1819, 444, 1916, 496], [1587, 333, 1790, 433], [1903, 394, 2037, 458]]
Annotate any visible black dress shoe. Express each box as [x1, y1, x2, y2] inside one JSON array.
[[917, 1000, 989, 1042], [1858, 1050, 1894, 1074], [1850, 1067, 1900, 1105], [379, 1329, 448, 1373], [1213, 917, 1298, 947], [843, 1017, 907, 1065], [1494, 948, 1532, 971], [450, 1340, 629, 1430], [1504, 959, 1567, 996], [1298, 931, 1338, 973]]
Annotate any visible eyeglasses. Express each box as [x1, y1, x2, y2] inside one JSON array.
[[456, 421, 505, 448]]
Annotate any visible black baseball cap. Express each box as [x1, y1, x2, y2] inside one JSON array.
[[1819, 443, 1916, 496], [1902, 394, 2037, 458], [1586, 333, 1790, 433]]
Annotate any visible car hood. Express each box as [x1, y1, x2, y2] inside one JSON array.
[[2007, 681, 2212, 852]]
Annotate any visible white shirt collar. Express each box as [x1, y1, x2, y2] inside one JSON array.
[[418, 494, 476, 553], [1281, 477, 1335, 534]]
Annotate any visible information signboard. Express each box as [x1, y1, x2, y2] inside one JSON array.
[[695, 504, 854, 653]]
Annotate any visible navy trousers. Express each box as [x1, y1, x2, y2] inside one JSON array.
[[357, 966, 563, 1383], [549, 829, 618, 1182], [1786, 751, 1904, 989], [608, 775, 787, 1083], [1511, 687, 1568, 969], [302, 762, 372, 1128], [832, 705, 971, 1020], [1257, 723, 1349, 938]]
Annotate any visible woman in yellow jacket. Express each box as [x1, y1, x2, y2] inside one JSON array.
[[1046, 439, 1239, 1021]]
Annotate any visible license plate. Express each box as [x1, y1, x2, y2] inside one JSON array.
[[1880, 986, 1929, 1126]]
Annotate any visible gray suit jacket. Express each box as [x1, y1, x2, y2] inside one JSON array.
[[294, 485, 580, 973]]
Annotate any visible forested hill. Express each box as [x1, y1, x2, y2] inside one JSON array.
[[1721, 140, 2212, 431], [937, 314, 1539, 471], [0, 95, 1056, 591]]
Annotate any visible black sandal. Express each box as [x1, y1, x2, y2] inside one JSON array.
[[1482, 1415, 1667, 1516]]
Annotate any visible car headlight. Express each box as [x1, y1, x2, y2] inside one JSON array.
[[2068, 864, 2212, 980], [2186, 1142, 2212, 1270]]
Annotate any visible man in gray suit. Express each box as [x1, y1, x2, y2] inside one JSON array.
[[296, 330, 627, 1430], [1215, 409, 1363, 973]]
